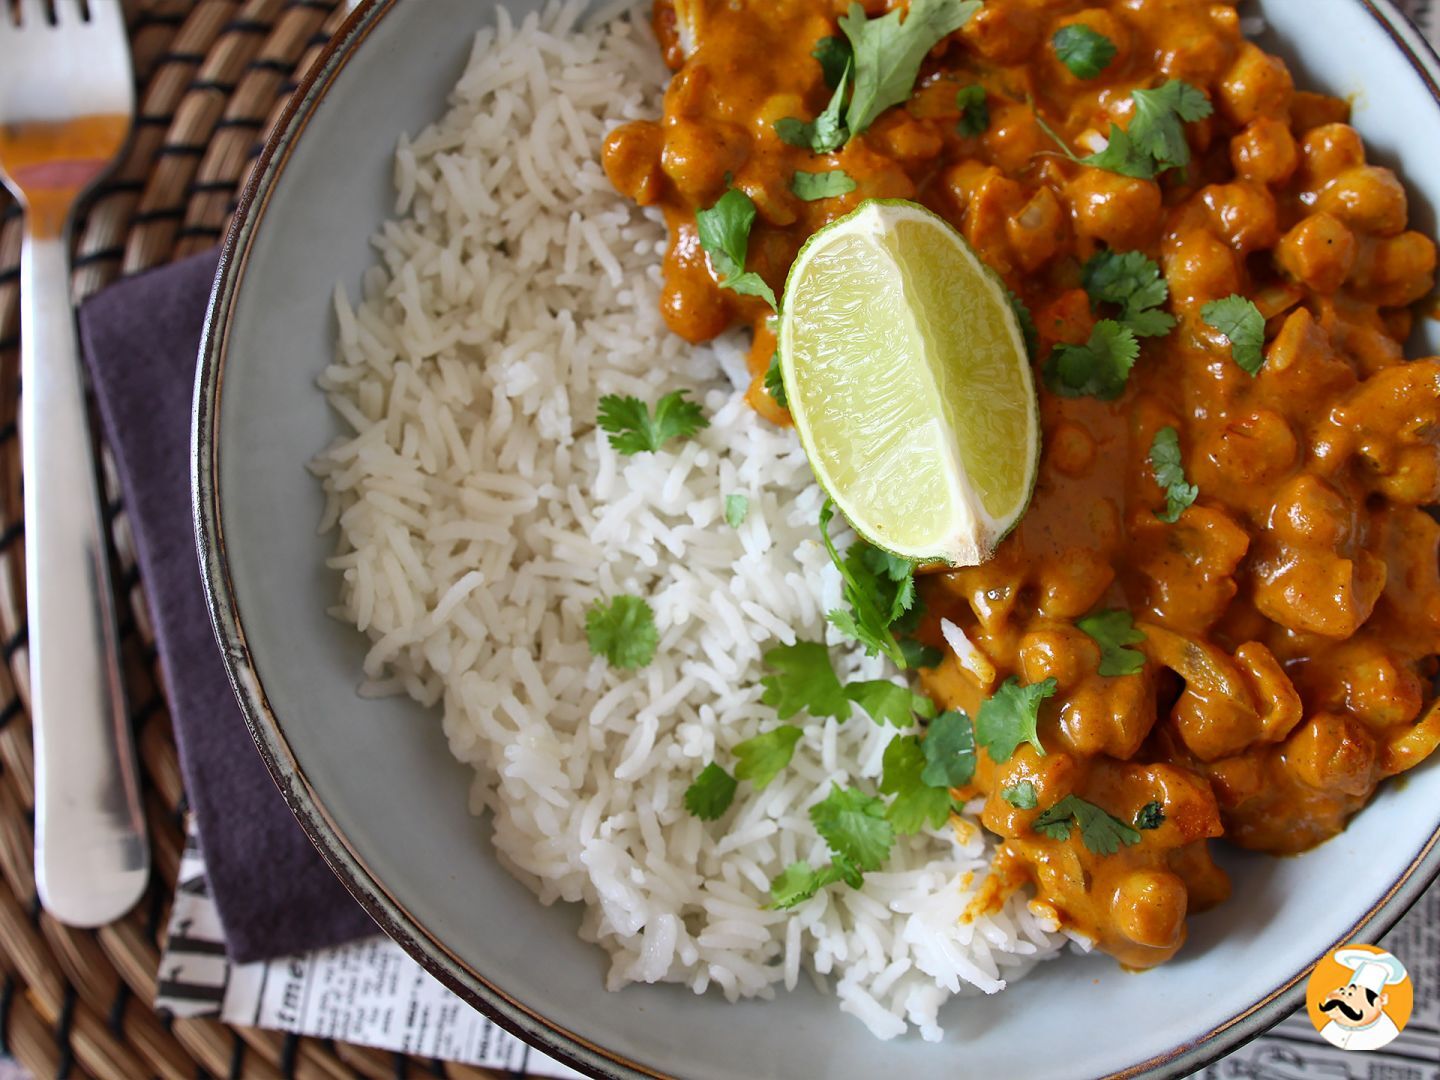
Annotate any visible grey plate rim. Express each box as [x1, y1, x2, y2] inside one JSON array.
[[191, 2, 1440, 1077]]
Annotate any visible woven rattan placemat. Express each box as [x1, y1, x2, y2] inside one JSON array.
[[0, 2, 505, 1076]]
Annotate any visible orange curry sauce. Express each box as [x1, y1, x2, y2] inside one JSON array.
[[603, 0, 1440, 969]]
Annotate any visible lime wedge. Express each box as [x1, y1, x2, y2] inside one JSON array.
[[779, 199, 1039, 566]]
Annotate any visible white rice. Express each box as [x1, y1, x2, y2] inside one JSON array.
[[312, 0, 1068, 1041]]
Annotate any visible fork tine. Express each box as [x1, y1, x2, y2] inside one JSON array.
[[86, 0, 125, 33], [52, 0, 85, 24]]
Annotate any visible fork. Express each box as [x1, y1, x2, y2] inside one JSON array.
[[0, 0, 148, 926]]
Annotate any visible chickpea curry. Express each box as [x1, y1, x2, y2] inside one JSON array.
[[603, 0, 1440, 970]]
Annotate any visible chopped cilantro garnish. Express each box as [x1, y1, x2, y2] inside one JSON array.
[[1081, 249, 1176, 339], [819, 501, 911, 667], [759, 641, 851, 721], [1001, 779, 1038, 809], [846, 680, 929, 728], [695, 188, 777, 308], [810, 782, 895, 871], [839, 0, 981, 137], [900, 638, 945, 669], [792, 169, 858, 201], [597, 391, 708, 455], [881, 735, 953, 833], [920, 709, 977, 788], [956, 84, 990, 136], [975, 676, 1057, 763], [813, 34, 853, 90], [763, 351, 788, 409], [1042, 319, 1139, 400], [724, 494, 749, 528], [1202, 294, 1266, 375], [1052, 24, 1117, 79], [684, 763, 737, 820], [1135, 801, 1166, 830], [733, 725, 804, 790], [1076, 609, 1147, 677], [775, 62, 852, 154], [1039, 79, 1212, 179], [768, 858, 859, 909], [1033, 794, 1142, 855], [1007, 289, 1039, 361], [585, 594, 658, 669], [1149, 426, 1198, 523]]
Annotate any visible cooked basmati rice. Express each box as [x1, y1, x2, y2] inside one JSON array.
[[312, 0, 1070, 1042]]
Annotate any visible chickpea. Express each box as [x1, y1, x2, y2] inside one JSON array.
[[1349, 232, 1438, 308], [1371, 445, 1440, 505], [1049, 420, 1097, 477], [1274, 213, 1357, 294], [1217, 42, 1294, 126], [1059, 676, 1155, 758], [1290, 91, 1351, 133], [1018, 626, 1099, 689], [754, 92, 808, 139], [660, 118, 749, 204], [1300, 123, 1366, 187], [1036, 548, 1114, 620], [941, 160, 999, 216], [1155, 19, 1232, 85], [961, 2, 1042, 65], [983, 101, 1054, 175], [1194, 412, 1297, 490], [873, 114, 944, 165], [1287, 713, 1378, 798], [1230, 117, 1299, 186], [1315, 165, 1409, 237], [1111, 869, 1188, 950], [1162, 228, 1241, 309], [602, 121, 666, 206], [1269, 473, 1352, 549], [1340, 646, 1424, 730], [1066, 169, 1163, 250], [1006, 186, 1065, 271], [1201, 182, 1279, 255]]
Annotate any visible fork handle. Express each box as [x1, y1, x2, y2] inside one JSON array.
[[21, 225, 149, 927]]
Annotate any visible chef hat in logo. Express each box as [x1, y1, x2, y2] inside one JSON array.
[[1334, 948, 1407, 995]]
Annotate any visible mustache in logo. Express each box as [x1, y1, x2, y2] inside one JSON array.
[[1319, 998, 1365, 1022]]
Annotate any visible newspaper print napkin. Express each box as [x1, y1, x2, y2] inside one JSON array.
[[157, 0, 1440, 1074]]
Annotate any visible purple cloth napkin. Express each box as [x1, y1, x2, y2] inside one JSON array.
[[78, 248, 375, 962]]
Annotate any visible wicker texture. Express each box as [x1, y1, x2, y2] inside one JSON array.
[[0, 3, 504, 1077]]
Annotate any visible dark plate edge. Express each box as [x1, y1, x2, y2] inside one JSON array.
[[189, 2, 1440, 1078]]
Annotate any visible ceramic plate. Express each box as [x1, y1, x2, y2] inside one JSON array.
[[194, 2, 1440, 1076]]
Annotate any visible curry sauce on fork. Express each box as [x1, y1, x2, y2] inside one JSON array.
[[603, 0, 1440, 969]]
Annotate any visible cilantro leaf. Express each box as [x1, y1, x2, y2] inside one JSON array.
[[854, 543, 917, 623], [684, 763, 737, 820], [792, 169, 858, 201], [1033, 794, 1143, 855], [759, 641, 850, 721], [1007, 289, 1039, 361], [775, 61, 852, 154], [900, 638, 945, 669], [810, 782, 895, 871], [1043, 319, 1139, 401], [819, 501, 907, 667], [1076, 609, 1147, 677], [597, 391, 709, 455], [975, 676, 1057, 763], [763, 351, 788, 409], [725, 494, 749, 528], [920, 709, 977, 788], [768, 858, 859, 909], [1001, 779, 1038, 809], [733, 724, 804, 789], [1053, 24, 1117, 79], [846, 680, 927, 728], [839, 0, 981, 136], [585, 595, 658, 669], [1135, 801, 1166, 830], [1202, 294, 1266, 375], [695, 189, 777, 308], [881, 735, 953, 834], [1040, 80, 1212, 179], [1081, 249, 1175, 338], [814, 34, 853, 90], [956, 84, 989, 136], [1149, 426, 1198, 523]]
